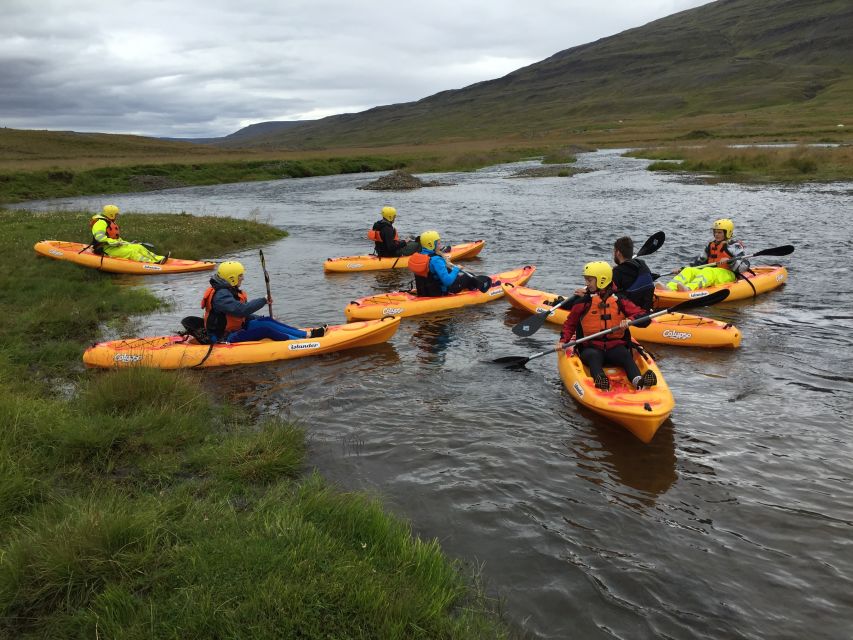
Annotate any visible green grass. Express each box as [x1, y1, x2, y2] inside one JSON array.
[[0, 157, 406, 204], [0, 211, 508, 639], [625, 143, 853, 182]]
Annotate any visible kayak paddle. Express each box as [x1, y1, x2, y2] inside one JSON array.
[[659, 244, 795, 276], [259, 249, 274, 318], [511, 231, 666, 338], [495, 288, 730, 368]]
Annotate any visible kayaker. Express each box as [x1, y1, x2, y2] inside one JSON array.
[[559, 261, 656, 391], [657, 218, 749, 291], [90, 204, 169, 264], [408, 230, 491, 296], [202, 261, 326, 343], [369, 206, 419, 258], [612, 236, 655, 311]]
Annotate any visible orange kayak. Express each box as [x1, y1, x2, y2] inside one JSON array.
[[652, 265, 787, 308], [34, 240, 214, 274], [82, 316, 401, 369], [503, 283, 741, 348], [558, 342, 674, 443], [324, 240, 485, 272], [344, 266, 535, 320]]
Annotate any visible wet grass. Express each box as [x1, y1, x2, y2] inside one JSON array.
[[0, 211, 509, 639], [625, 143, 853, 182]]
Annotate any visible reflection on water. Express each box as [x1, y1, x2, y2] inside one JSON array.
[[14, 151, 853, 640]]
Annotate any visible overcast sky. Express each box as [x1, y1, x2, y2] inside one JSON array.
[[2, 0, 711, 139]]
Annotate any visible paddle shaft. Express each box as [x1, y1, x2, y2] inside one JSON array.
[[510, 231, 665, 338], [675, 244, 795, 271], [259, 249, 274, 318], [497, 288, 729, 366]]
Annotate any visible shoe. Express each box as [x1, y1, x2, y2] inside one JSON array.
[[594, 374, 610, 391], [309, 324, 327, 338], [641, 370, 657, 388], [158, 251, 171, 265]]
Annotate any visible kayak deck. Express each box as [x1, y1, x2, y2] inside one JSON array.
[[503, 283, 741, 348], [652, 265, 788, 307], [34, 240, 215, 274], [83, 317, 401, 369], [557, 344, 674, 443], [324, 240, 485, 272], [345, 265, 536, 320]]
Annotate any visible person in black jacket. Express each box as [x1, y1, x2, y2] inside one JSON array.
[[369, 206, 419, 258], [612, 236, 655, 311]]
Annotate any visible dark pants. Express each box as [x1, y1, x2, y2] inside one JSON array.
[[226, 316, 308, 343], [578, 344, 641, 381], [447, 272, 491, 294]]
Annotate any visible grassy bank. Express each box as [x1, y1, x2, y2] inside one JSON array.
[[0, 211, 508, 639], [625, 143, 853, 183], [0, 157, 406, 204]]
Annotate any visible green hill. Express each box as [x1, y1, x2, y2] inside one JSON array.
[[226, 0, 853, 149]]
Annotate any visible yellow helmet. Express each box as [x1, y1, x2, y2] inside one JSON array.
[[217, 261, 245, 286], [381, 206, 397, 222], [583, 261, 613, 289], [102, 204, 120, 220], [419, 230, 440, 251], [712, 218, 734, 240]]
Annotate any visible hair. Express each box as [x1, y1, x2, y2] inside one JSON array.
[[614, 236, 633, 258]]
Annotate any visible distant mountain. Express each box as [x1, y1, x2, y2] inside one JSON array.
[[226, 0, 853, 149], [163, 120, 312, 145]]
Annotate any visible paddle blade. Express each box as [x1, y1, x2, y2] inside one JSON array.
[[669, 288, 730, 312], [754, 244, 794, 258], [636, 231, 666, 257], [511, 311, 550, 337], [492, 355, 530, 367]]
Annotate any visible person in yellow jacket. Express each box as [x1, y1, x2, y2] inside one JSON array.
[[90, 204, 168, 263], [658, 218, 749, 291]]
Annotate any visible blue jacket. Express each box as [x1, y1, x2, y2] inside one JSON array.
[[425, 251, 459, 293]]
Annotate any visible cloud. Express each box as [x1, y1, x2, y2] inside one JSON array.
[[0, 0, 711, 137]]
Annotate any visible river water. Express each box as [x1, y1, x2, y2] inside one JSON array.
[[16, 150, 853, 639]]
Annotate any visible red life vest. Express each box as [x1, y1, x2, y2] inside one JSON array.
[[367, 228, 399, 242], [201, 286, 248, 335], [579, 292, 628, 345], [706, 240, 732, 270], [90, 216, 120, 239]]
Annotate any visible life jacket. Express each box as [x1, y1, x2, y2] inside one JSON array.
[[367, 227, 399, 242], [201, 286, 248, 337], [408, 252, 444, 297], [578, 291, 630, 348], [706, 240, 733, 270], [370, 219, 401, 257], [89, 215, 120, 252]]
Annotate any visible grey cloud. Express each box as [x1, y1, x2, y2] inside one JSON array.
[[1, 0, 712, 137]]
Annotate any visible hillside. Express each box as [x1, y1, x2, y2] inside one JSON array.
[[225, 0, 853, 149]]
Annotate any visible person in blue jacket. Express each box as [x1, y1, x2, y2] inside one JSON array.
[[407, 230, 490, 296], [201, 261, 326, 343]]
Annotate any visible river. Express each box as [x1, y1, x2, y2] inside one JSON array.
[[15, 150, 853, 639]]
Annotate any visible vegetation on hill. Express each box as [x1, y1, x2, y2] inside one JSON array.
[[222, 0, 853, 149], [0, 210, 508, 639]]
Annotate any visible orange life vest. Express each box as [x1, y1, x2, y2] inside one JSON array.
[[201, 286, 248, 335], [579, 293, 628, 343], [408, 252, 444, 296], [408, 252, 430, 277], [89, 216, 120, 239], [367, 228, 399, 242], [706, 240, 732, 270]]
